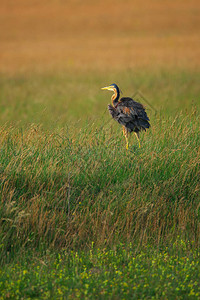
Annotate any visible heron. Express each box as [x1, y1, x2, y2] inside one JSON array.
[[101, 83, 150, 150]]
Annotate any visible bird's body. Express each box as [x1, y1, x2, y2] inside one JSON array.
[[102, 84, 150, 149]]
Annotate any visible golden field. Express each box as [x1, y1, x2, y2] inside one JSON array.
[[1, 0, 200, 73]]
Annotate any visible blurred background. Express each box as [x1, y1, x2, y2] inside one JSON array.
[[1, 0, 200, 73], [0, 0, 200, 128]]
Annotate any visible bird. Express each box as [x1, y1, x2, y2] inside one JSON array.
[[101, 83, 150, 150]]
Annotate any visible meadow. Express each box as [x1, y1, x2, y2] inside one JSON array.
[[0, 69, 199, 298], [0, 0, 200, 298]]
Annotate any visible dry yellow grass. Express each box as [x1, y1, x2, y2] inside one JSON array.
[[1, 0, 200, 73]]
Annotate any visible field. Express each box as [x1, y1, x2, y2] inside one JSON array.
[[0, 0, 200, 299]]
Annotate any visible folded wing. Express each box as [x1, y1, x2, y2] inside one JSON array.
[[108, 97, 150, 133]]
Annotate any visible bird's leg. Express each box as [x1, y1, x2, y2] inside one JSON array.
[[123, 126, 129, 150], [135, 132, 141, 148]]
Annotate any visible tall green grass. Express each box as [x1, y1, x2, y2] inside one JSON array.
[[0, 109, 199, 263], [0, 69, 199, 298]]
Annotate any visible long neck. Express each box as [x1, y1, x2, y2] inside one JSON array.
[[112, 89, 120, 107]]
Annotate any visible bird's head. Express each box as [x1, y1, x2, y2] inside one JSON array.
[[101, 83, 120, 94], [101, 84, 121, 105]]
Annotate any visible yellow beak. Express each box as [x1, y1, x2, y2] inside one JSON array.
[[101, 86, 114, 91]]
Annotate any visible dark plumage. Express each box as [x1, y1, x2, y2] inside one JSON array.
[[108, 97, 150, 133], [102, 83, 150, 149]]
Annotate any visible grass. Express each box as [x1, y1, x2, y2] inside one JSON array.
[[0, 69, 199, 298], [0, 242, 199, 299], [0, 111, 199, 256], [0, 69, 199, 128]]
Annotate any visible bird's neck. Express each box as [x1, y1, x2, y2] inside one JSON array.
[[112, 90, 120, 107]]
